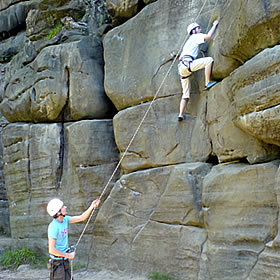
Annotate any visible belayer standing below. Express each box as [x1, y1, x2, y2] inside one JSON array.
[[47, 198, 100, 280], [178, 20, 219, 121]]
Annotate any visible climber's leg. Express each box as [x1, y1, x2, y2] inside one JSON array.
[[178, 62, 192, 120], [178, 98, 189, 121], [178, 74, 191, 120], [205, 61, 213, 86], [190, 57, 215, 89]]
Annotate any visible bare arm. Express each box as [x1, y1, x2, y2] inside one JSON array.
[[204, 20, 219, 41], [69, 199, 100, 224], [48, 238, 75, 259]]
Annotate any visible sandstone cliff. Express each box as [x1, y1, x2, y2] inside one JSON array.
[[0, 0, 280, 279]]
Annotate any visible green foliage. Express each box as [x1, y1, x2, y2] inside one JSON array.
[[0, 248, 36, 269], [0, 231, 11, 237], [149, 272, 178, 280], [46, 23, 63, 40], [0, 55, 9, 63]]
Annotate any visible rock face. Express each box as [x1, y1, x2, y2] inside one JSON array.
[[210, 0, 280, 79], [106, 0, 139, 24], [90, 162, 211, 278], [2, 120, 119, 260], [1, 36, 114, 122], [113, 95, 211, 173], [1, 0, 280, 279], [232, 46, 280, 147], [0, 1, 29, 36], [201, 162, 279, 279], [106, 0, 158, 25], [0, 120, 9, 235], [25, 0, 85, 41]]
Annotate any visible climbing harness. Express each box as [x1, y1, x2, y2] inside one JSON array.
[[180, 55, 195, 76], [47, 246, 75, 279], [69, 0, 219, 279]]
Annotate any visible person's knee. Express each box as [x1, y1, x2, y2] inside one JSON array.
[[206, 57, 214, 66]]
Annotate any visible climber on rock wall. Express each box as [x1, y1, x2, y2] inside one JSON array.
[[178, 20, 219, 121], [47, 198, 100, 280]]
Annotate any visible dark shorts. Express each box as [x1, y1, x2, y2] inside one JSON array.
[[50, 259, 72, 280]]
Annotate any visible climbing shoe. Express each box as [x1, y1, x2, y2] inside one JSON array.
[[178, 115, 185, 121], [204, 81, 217, 90]]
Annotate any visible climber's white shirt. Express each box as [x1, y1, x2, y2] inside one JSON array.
[[179, 33, 205, 59]]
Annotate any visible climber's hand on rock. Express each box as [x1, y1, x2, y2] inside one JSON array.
[[213, 20, 219, 27]]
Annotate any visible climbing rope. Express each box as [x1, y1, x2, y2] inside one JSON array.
[[70, 0, 219, 278]]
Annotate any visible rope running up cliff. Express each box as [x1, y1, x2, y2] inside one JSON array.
[[70, 0, 220, 277]]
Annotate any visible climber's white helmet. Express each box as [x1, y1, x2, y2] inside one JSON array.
[[47, 198, 64, 217], [187, 22, 200, 35]]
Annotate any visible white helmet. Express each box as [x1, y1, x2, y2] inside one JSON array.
[[47, 198, 63, 217], [187, 22, 200, 34]]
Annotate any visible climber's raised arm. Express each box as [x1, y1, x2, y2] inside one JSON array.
[[204, 20, 219, 40]]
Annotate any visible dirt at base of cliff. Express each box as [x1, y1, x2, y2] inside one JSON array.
[[0, 265, 149, 280]]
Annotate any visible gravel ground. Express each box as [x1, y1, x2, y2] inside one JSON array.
[[0, 265, 149, 280]]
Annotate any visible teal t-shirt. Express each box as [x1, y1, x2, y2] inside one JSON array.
[[48, 215, 71, 254]]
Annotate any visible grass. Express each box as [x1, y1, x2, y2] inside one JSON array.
[[0, 247, 87, 271], [0, 55, 9, 63], [0, 248, 49, 270], [46, 23, 63, 40], [149, 272, 178, 280], [1, 248, 36, 269]]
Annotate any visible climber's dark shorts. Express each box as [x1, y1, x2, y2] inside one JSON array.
[[49, 259, 72, 280]]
